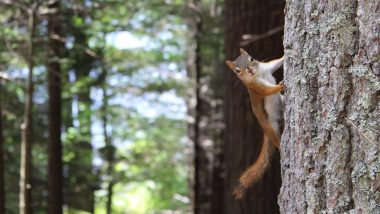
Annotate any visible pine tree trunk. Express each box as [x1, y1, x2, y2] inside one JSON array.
[[279, 0, 380, 213], [47, 1, 63, 213], [19, 6, 37, 214], [224, 0, 284, 213]]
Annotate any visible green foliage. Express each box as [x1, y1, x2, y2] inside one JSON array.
[[108, 116, 189, 213]]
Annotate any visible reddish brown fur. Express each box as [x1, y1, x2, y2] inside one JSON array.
[[233, 135, 274, 199], [248, 90, 281, 149], [226, 49, 283, 198]]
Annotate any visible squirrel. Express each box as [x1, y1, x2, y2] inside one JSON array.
[[226, 48, 284, 199]]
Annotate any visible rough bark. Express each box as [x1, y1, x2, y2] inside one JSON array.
[[224, 0, 284, 213], [280, 0, 380, 213], [19, 6, 36, 214], [47, 1, 63, 213]]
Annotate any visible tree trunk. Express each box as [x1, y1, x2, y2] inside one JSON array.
[[279, 0, 380, 213], [65, 9, 96, 211], [106, 181, 114, 214], [186, 0, 226, 212], [224, 0, 284, 213], [47, 1, 63, 213], [193, 2, 209, 214], [0, 79, 5, 214], [19, 6, 37, 214], [184, 1, 206, 213], [101, 63, 115, 214]]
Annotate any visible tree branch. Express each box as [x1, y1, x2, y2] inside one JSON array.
[[240, 26, 284, 46], [50, 34, 103, 60]]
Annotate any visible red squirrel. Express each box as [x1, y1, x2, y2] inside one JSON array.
[[226, 48, 284, 198]]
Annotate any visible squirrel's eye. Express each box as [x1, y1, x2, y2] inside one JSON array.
[[249, 57, 254, 62], [235, 67, 241, 73]]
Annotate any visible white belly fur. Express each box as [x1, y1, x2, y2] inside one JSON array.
[[261, 72, 282, 135], [264, 94, 282, 135]]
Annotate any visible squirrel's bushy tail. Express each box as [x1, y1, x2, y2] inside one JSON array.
[[233, 135, 275, 199]]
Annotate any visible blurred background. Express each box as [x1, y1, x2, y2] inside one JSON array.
[[0, 0, 284, 213]]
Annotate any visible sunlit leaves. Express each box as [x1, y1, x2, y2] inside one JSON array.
[[72, 16, 84, 27], [113, 115, 188, 212]]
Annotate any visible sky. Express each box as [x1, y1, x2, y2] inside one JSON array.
[[104, 30, 187, 120], [106, 31, 150, 49]]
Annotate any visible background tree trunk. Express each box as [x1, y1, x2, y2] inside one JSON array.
[[47, 1, 63, 213], [186, 0, 225, 213], [280, 0, 380, 213], [19, 6, 37, 214], [192, 2, 210, 213], [65, 8, 96, 212], [224, 0, 284, 213], [0, 79, 5, 214], [101, 62, 115, 214], [185, 1, 197, 211]]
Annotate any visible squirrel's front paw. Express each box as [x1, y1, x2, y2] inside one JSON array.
[[278, 81, 285, 91]]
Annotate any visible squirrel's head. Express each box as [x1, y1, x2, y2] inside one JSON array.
[[226, 48, 259, 83]]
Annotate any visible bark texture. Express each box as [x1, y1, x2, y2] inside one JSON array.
[[280, 0, 380, 213], [224, 0, 284, 213]]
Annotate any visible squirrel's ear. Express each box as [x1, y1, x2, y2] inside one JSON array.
[[226, 60, 236, 70], [240, 48, 248, 55]]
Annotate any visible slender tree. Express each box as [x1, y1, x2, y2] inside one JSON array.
[[279, 0, 380, 213], [224, 0, 284, 213], [20, 3, 37, 214], [185, 0, 198, 211], [47, 0, 63, 213], [100, 56, 115, 214], [65, 6, 96, 212], [103, 79, 115, 214], [191, 1, 208, 213], [0, 76, 5, 214]]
